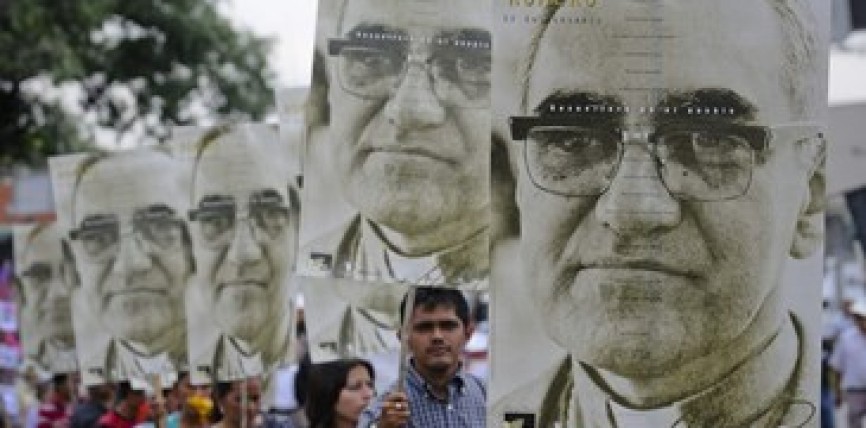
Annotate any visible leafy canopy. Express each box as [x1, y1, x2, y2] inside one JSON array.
[[0, 0, 275, 166]]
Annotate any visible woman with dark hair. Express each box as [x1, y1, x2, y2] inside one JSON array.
[[211, 378, 262, 428], [304, 359, 375, 428]]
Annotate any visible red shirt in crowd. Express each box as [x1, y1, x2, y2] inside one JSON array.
[[96, 410, 138, 428], [37, 393, 72, 428]]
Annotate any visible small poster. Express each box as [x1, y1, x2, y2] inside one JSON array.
[[49, 149, 190, 385], [174, 123, 300, 383], [13, 222, 78, 374]]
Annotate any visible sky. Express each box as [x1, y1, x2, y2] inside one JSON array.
[[220, 0, 319, 88]]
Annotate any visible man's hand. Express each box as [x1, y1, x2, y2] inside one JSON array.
[[377, 391, 410, 428]]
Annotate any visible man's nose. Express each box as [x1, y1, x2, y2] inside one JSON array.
[[431, 325, 446, 340], [46, 273, 71, 300], [361, 385, 375, 400], [112, 234, 153, 276], [226, 220, 264, 265], [595, 142, 682, 234], [383, 62, 446, 130]]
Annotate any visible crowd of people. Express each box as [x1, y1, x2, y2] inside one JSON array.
[[822, 297, 866, 428], [6, 287, 484, 428]]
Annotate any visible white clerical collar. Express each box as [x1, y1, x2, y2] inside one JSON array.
[[608, 400, 683, 428], [113, 340, 175, 380], [216, 336, 263, 380], [577, 314, 803, 427], [363, 219, 487, 284]]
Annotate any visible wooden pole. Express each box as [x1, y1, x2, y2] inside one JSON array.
[[396, 285, 417, 393]]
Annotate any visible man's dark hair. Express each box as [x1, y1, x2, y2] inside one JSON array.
[[52, 373, 68, 389], [399, 287, 470, 327], [294, 352, 311, 407], [114, 381, 143, 402]]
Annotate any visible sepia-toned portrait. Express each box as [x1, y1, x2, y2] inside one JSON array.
[[489, 0, 829, 426], [13, 222, 78, 374], [298, 0, 493, 287], [49, 148, 191, 385], [182, 123, 299, 383]]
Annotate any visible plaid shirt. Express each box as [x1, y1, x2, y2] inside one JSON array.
[[358, 363, 486, 427]]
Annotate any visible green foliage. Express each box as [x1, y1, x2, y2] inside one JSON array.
[[0, 0, 275, 166]]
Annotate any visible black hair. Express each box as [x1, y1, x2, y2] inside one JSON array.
[[51, 373, 68, 389], [294, 352, 311, 407], [304, 359, 374, 428], [399, 287, 470, 327], [114, 381, 143, 402], [209, 381, 234, 423]]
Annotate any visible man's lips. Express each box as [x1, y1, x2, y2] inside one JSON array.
[[218, 281, 267, 293], [105, 288, 169, 299], [427, 345, 451, 356], [576, 258, 703, 279], [363, 147, 454, 164]]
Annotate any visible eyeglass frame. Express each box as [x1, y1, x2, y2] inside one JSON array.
[[16, 261, 77, 299], [187, 192, 291, 250], [326, 30, 492, 108], [509, 114, 824, 201], [68, 208, 187, 264]]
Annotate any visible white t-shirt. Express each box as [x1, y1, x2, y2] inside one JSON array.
[[830, 327, 866, 390]]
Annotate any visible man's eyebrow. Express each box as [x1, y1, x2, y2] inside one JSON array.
[[197, 194, 235, 208], [345, 24, 408, 40], [533, 90, 624, 117], [252, 188, 283, 199], [135, 204, 177, 216], [437, 28, 491, 44], [654, 88, 757, 123], [22, 262, 50, 271], [79, 213, 117, 228]]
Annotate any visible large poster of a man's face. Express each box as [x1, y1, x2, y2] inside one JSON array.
[[13, 222, 78, 374], [49, 149, 191, 385], [180, 124, 299, 383], [490, 0, 828, 426], [298, 0, 492, 286]]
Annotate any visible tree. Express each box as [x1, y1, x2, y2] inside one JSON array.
[[0, 0, 275, 166]]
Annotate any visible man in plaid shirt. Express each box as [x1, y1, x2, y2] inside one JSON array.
[[359, 288, 486, 427]]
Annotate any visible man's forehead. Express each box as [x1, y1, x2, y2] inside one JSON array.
[[341, 0, 489, 34], [527, 0, 789, 121], [412, 304, 460, 320], [193, 137, 288, 202], [75, 154, 185, 219], [20, 227, 63, 266]]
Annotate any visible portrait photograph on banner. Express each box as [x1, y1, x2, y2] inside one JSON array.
[[172, 123, 300, 385], [488, 0, 830, 427], [296, 0, 492, 287], [49, 148, 191, 386], [13, 222, 78, 374]]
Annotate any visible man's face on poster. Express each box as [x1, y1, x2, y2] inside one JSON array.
[[16, 224, 75, 348], [71, 153, 190, 349], [516, 0, 823, 377], [190, 135, 296, 342], [327, 0, 492, 235]]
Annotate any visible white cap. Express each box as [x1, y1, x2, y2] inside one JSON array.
[[850, 300, 866, 318]]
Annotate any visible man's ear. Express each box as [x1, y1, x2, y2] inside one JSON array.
[[790, 136, 826, 259], [12, 277, 25, 307], [465, 321, 476, 340]]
